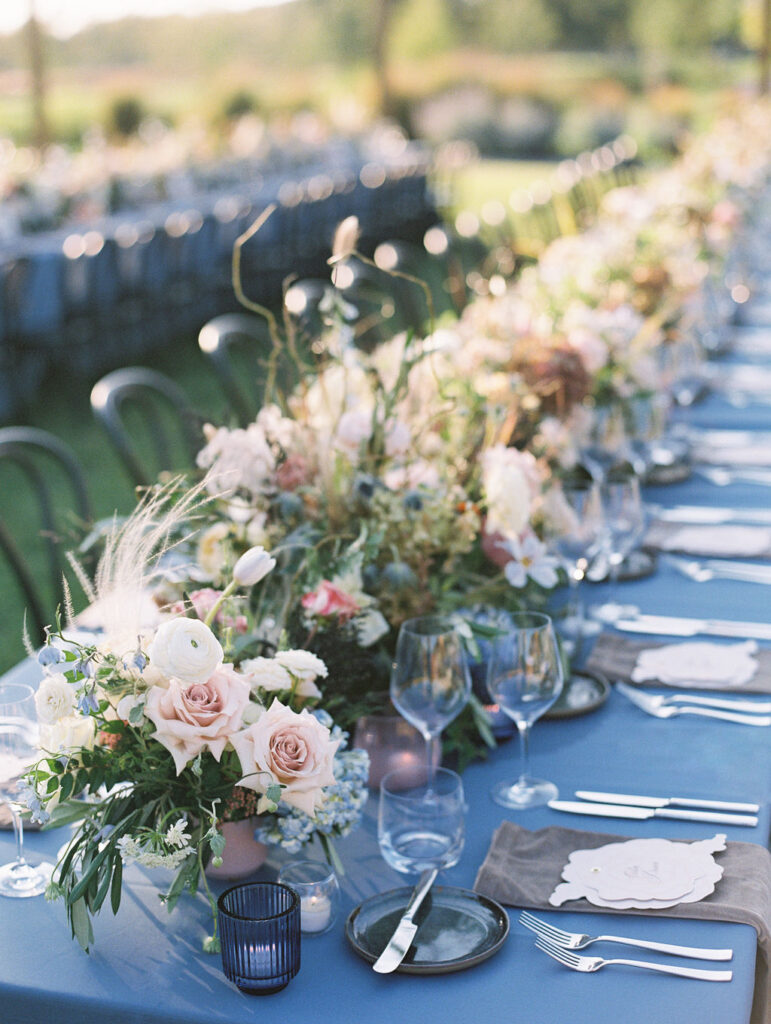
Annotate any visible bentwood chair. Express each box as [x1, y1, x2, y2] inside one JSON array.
[[0, 426, 92, 645], [90, 367, 202, 489], [197, 313, 272, 427]]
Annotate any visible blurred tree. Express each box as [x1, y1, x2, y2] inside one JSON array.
[[222, 89, 260, 120], [629, 0, 740, 51], [27, 0, 49, 149], [389, 0, 460, 58], [544, 0, 630, 48], [471, 0, 560, 52], [108, 96, 146, 137]]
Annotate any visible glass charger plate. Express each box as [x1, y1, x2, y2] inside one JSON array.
[[345, 885, 509, 974], [544, 671, 609, 720]]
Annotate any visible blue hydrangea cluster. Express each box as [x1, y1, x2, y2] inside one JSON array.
[[253, 741, 370, 854]]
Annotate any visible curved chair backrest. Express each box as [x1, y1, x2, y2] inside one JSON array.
[[0, 426, 92, 644], [90, 367, 201, 489], [198, 313, 272, 427]]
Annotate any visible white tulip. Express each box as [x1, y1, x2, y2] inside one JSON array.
[[232, 546, 276, 587]]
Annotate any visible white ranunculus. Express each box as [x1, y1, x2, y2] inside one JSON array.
[[233, 546, 276, 587], [34, 674, 75, 725], [334, 409, 372, 459], [147, 618, 223, 686]]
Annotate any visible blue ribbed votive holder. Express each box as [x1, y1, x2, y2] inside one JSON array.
[[218, 882, 301, 994]]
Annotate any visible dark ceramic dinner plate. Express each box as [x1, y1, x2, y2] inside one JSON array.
[[346, 885, 509, 975], [545, 671, 610, 720]]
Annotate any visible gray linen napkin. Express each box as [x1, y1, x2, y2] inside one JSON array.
[[474, 821, 771, 1024], [585, 632, 771, 694]]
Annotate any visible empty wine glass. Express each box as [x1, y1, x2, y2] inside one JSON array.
[[542, 480, 605, 653], [590, 475, 646, 624], [390, 616, 471, 784], [0, 683, 52, 898], [486, 612, 564, 809]]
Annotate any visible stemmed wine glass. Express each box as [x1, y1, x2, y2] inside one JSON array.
[[390, 616, 471, 784], [590, 474, 647, 624], [486, 612, 564, 809], [0, 683, 52, 898], [542, 480, 605, 653]]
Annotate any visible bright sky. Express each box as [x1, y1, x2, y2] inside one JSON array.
[[1, 0, 293, 38]]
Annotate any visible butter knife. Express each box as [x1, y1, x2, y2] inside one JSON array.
[[575, 790, 760, 814], [614, 613, 771, 641], [548, 800, 758, 827], [372, 868, 438, 974]]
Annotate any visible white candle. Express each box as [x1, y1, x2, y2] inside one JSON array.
[[299, 894, 331, 933]]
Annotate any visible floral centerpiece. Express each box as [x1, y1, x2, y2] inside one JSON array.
[[22, 483, 368, 953]]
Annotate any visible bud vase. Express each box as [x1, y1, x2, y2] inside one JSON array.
[[205, 818, 268, 880]]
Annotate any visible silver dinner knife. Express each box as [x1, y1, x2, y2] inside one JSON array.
[[548, 800, 758, 827], [575, 790, 760, 814], [372, 868, 438, 974], [614, 613, 771, 641]]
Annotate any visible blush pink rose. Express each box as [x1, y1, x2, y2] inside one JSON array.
[[275, 454, 311, 491], [145, 665, 251, 774], [230, 699, 340, 815], [301, 580, 360, 621]]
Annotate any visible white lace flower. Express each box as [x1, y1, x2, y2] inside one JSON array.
[[240, 657, 292, 693], [165, 819, 191, 849]]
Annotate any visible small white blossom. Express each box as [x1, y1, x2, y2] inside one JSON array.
[[240, 657, 292, 693], [165, 819, 191, 849], [274, 650, 328, 682], [503, 531, 560, 589]]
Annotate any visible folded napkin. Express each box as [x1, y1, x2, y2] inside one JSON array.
[[645, 522, 771, 559], [585, 633, 771, 694], [631, 640, 759, 688], [474, 821, 771, 1024]]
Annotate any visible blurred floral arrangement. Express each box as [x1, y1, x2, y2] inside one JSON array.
[[22, 483, 368, 953]]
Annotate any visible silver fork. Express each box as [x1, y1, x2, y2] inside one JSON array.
[[519, 912, 732, 960], [615, 682, 771, 726], [534, 936, 733, 981]]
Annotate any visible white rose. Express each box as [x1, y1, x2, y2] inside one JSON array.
[[233, 546, 276, 587], [274, 650, 328, 682], [39, 713, 96, 754], [147, 618, 223, 686], [482, 445, 534, 541], [197, 522, 231, 580], [334, 410, 372, 458], [34, 674, 75, 725]]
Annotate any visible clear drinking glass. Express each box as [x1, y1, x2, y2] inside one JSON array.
[[378, 765, 465, 875], [590, 475, 646, 624], [486, 612, 564, 809], [390, 616, 471, 784], [277, 860, 340, 936], [0, 682, 52, 898]]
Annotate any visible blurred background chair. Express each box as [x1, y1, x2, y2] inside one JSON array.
[[198, 312, 273, 427], [0, 426, 92, 645], [90, 367, 202, 488]]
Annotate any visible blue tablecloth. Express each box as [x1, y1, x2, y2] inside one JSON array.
[[4, 306, 771, 1023]]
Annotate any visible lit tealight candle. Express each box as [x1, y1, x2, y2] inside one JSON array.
[[299, 894, 332, 934]]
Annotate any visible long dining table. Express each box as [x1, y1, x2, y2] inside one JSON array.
[[4, 298, 771, 1024]]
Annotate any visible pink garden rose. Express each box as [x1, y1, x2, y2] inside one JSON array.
[[301, 580, 360, 621], [145, 665, 251, 774], [275, 453, 311, 491], [230, 699, 340, 815]]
